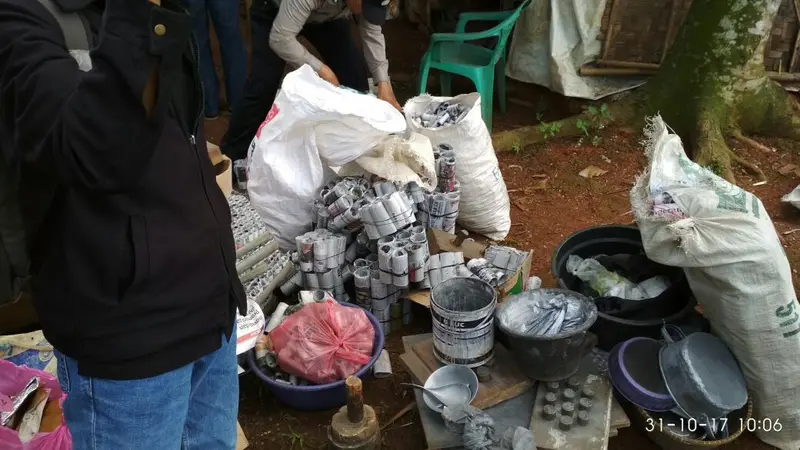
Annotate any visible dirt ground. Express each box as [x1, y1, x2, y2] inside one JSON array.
[[203, 15, 800, 450], [228, 131, 800, 450]]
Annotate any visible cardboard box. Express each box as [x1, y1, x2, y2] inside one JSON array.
[[207, 141, 233, 199], [236, 421, 249, 450], [215, 156, 233, 199], [408, 229, 533, 308]]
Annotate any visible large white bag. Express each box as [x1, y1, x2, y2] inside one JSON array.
[[247, 65, 407, 248], [631, 116, 800, 450], [404, 94, 511, 240]]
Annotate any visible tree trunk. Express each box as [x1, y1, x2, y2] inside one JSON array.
[[643, 0, 799, 181]]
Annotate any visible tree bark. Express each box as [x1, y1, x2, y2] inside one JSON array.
[[643, 0, 799, 181]]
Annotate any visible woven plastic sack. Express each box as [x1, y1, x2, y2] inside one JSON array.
[[270, 301, 374, 384], [0, 360, 71, 450], [404, 93, 511, 240], [630, 116, 800, 450], [247, 65, 406, 249]]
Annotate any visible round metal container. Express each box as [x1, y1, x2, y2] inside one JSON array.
[[430, 277, 497, 367]]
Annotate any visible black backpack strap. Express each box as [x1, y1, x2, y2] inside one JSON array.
[[34, 0, 90, 51]]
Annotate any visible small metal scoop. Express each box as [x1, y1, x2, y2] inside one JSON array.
[[400, 382, 472, 409]]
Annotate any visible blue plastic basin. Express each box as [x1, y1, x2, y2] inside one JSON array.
[[246, 302, 385, 411]]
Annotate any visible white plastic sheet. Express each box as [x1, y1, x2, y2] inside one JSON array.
[[505, 0, 645, 100]]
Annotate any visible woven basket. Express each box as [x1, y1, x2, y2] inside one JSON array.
[[622, 395, 754, 450]]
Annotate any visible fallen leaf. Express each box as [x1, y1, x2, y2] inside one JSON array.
[[779, 164, 797, 175], [579, 166, 608, 179]]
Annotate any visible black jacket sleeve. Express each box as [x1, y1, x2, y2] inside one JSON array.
[[0, 0, 192, 192]]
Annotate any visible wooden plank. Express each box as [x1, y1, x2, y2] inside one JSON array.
[[410, 338, 534, 410], [399, 352, 429, 385], [401, 335, 463, 450], [529, 357, 614, 450], [610, 398, 631, 430], [601, 0, 621, 60]]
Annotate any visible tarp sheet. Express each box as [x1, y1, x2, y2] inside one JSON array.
[[506, 0, 645, 100]]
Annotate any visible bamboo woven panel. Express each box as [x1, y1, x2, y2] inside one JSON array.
[[765, 0, 799, 72], [600, 0, 692, 64]]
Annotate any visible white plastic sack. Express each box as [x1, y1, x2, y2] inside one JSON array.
[[247, 65, 407, 248], [782, 185, 800, 209], [339, 132, 438, 191], [631, 116, 800, 450], [404, 94, 511, 240]]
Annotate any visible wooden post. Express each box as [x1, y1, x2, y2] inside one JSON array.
[[330, 376, 381, 449], [346, 376, 364, 423]]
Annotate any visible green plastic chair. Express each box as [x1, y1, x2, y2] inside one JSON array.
[[417, 0, 531, 132]]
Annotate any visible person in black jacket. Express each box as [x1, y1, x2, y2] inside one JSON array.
[[0, 0, 246, 448]]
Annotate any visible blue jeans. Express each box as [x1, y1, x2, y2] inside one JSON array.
[[55, 330, 239, 450], [185, 0, 247, 116]]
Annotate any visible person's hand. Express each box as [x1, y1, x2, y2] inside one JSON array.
[[318, 65, 340, 87], [147, 0, 161, 5], [376, 81, 402, 111]]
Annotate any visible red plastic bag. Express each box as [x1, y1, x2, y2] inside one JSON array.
[[0, 360, 72, 450], [270, 301, 375, 384]]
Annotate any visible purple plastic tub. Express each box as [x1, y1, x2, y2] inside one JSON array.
[[247, 302, 385, 411], [608, 337, 675, 412]]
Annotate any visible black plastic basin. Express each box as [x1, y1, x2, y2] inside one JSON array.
[[551, 225, 699, 351]]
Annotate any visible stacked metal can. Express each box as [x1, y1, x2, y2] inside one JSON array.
[[427, 251, 471, 288], [232, 159, 248, 190], [417, 143, 461, 233], [314, 177, 374, 232], [295, 229, 352, 302], [412, 100, 469, 129]]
